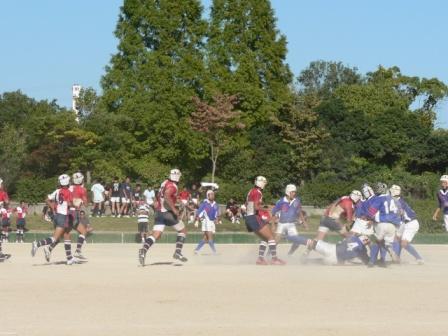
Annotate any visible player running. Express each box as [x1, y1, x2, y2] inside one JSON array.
[[31, 174, 77, 265], [138, 169, 188, 266], [194, 190, 220, 254], [389, 185, 424, 264], [245, 176, 285, 265], [271, 184, 311, 256]]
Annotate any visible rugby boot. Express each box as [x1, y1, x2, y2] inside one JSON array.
[[43, 246, 51, 262], [173, 252, 188, 262], [256, 257, 269, 265], [270, 257, 286, 265], [138, 248, 146, 266]]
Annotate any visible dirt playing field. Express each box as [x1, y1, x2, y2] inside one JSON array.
[[1, 243, 447, 336]]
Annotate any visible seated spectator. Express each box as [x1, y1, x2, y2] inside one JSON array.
[[226, 198, 241, 224]]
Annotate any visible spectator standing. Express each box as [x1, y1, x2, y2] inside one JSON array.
[[91, 179, 105, 217], [14, 201, 28, 243], [119, 177, 132, 217], [143, 183, 155, 209], [110, 177, 121, 217]]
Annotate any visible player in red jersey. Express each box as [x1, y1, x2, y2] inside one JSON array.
[[70, 172, 89, 259], [14, 201, 28, 243], [316, 190, 362, 241], [31, 174, 77, 265], [245, 176, 285, 265], [138, 169, 188, 266]]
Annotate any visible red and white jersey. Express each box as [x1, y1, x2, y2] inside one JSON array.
[[245, 187, 263, 216], [15, 206, 27, 219], [1, 207, 12, 219], [48, 188, 73, 215], [69, 184, 88, 209], [325, 196, 354, 222], [0, 190, 9, 204], [156, 180, 178, 213]]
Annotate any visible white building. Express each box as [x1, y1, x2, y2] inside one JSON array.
[[72, 84, 82, 114]]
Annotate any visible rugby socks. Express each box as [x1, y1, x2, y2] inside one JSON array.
[[392, 241, 402, 256], [175, 233, 186, 255], [258, 241, 268, 257], [404, 244, 422, 260], [142, 235, 156, 251], [195, 239, 205, 252], [268, 240, 277, 258], [287, 235, 309, 255], [64, 240, 72, 261], [48, 239, 59, 252], [379, 245, 387, 261], [208, 240, 216, 253], [37, 237, 55, 248], [76, 234, 85, 253], [369, 244, 380, 264]]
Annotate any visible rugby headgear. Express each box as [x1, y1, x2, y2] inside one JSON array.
[[389, 184, 401, 197], [72, 172, 84, 185], [58, 174, 70, 186], [361, 184, 374, 199], [349, 190, 362, 203], [359, 235, 371, 245], [440, 175, 448, 182], [373, 182, 388, 195], [206, 189, 215, 198], [169, 169, 181, 182], [285, 184, 297, 197], [255, 176, 267, 189]]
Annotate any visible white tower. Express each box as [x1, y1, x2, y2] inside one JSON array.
[[72, 84, 82, 113]]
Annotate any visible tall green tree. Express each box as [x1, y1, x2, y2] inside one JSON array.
[[206, 0, 293, 125], [101, 0, 209, 167]]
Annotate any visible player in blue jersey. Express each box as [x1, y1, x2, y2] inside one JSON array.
[[389, 185, 424, 264], [366, 182, 401, 267], [351, 184, 375, 236], [194, 190, 220, 254], [308, 235, 370, 265], [432, 175, 448, 232], [271, 184, 311, 256]]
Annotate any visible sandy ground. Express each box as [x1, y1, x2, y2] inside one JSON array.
[[0, 242, 447, 336]]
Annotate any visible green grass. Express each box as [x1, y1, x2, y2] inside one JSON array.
[[24, 214, 323, 233]]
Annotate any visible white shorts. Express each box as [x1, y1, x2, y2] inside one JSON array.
[[396, 219, 419, 242], [121, 197, 130, 204], [110, 197, 120, 203], [201, 219, 216, 233], [351, 218, 374, 235], [374, 222, 397, 245], [443, 214, 448, 231], [153, 221, 185, 233], [275, 222, 298, 236], [315, 240, 338, 265]]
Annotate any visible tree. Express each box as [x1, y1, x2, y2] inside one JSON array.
[[206, 0, 293, 125], [101, 0, 208, 166], [0, 124, 26, 191], [190, 93, 243, 183]]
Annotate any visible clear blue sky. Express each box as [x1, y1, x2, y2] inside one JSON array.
[[1, 0, 447, 126]]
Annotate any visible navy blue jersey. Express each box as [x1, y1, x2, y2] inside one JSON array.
[[437, 189, 448, 215], [271, 196, 302, 223], [336, 236, 369, 264], [396, 197, 417, 222], [354, 197, 373, 218], [367, 194, 401, 226]]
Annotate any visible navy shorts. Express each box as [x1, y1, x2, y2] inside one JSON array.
[[245, 215, 265, 233], [16, 218, 26, 228], [319, 216, 343, 231], [154, 211, 178, 226], [53, 214, 72, 231], [2, 218, 10, 227]]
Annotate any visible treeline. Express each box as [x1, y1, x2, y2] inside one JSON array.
[[1, 0, 448, 219]]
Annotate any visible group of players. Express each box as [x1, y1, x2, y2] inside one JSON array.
[[2, 169, 448, 266]]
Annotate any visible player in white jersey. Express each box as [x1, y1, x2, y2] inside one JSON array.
[[137, 204, 150, 243]]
